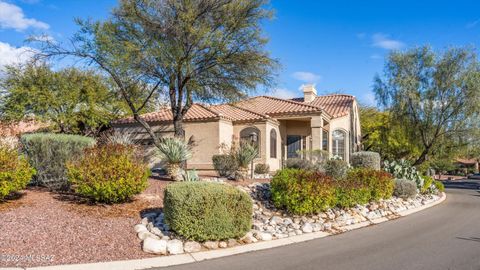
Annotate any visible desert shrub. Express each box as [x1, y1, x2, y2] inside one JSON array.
[[434, 180, 445, 192], [271, 169, 336, 215], [164, 182, 252, 241], [254, 163, 270, 174], [157, 138, 192, 181], [347, 168, 394, 201], [383, 160, 423, 188], [234, 142, 258, 179], [325, 159, 349, 180], [421, 175, 434, 194], [21, 133, 95, 190], [67, 144, 149, 203], [212, 154, 238, 178], [285, 158, 313, 170], [393, 179, 417, 199], [0, 146, 36, 200], [351, 151, 381, 170]]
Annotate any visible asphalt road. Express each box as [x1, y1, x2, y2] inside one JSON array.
[[155, 180, 480, 270]]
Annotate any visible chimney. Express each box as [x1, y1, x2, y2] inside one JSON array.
[[302, 84, 317, 102]]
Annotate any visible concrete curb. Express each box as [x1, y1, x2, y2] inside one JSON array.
[[2, 192, 446, 270]]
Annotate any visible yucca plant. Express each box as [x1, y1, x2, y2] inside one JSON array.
[[234, 141, 258, 180], [157, 138, 192, 181]]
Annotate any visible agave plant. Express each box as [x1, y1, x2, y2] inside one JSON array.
[[157, 138, 192, 181], [182, 169, 199, 182], [234, 141, 258, 180]]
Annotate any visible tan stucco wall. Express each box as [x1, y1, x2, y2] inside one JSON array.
[[113, 120, 226, 171]]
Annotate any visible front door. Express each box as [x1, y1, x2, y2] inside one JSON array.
[[287, 135, 301, 158]]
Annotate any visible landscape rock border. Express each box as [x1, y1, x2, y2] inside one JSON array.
[[14, 192, 446, 270]]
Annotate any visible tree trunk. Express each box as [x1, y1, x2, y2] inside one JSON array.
[[413, 148, 430, 166], [173, 115, 185, 139]]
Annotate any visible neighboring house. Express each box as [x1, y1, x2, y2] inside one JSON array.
[[113, 85, 361, 173]]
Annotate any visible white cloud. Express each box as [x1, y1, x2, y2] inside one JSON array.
[[292, 71, 322, 83], [372, 33, 405, 50], [0, 0, 49, 31], [466, 19, 480, 29], [0, 41, 36, 72], [272, 88, 299, 99]]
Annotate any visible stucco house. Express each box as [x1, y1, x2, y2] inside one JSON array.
[[113, 84, 361, 173]]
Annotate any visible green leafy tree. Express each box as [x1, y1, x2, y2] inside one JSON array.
[[33, 0, 278, 142], [0, 63, 131, 135], [374, 46, 480, 165], [360, 106, 420, 160]]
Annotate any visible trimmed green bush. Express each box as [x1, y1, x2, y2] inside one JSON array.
[[21, 133, 95, 190], [346, 168, 394, 200], [351, 151, 381, 170], [334, 179, 371, 208], [212, 154, 238, 178], [271, 169, 336, 215], [325, 159, 349, 180], [0, 146, 36, 200], [254, 163, 270, 174], [164, 182, 252, 241], [67, 144, 149, 203], [393, 179, 417, 199], [285, 158, 313, 170]]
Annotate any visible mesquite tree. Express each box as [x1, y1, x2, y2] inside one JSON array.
[[33, 0, 277, 141], [374, 46, 480, 165]]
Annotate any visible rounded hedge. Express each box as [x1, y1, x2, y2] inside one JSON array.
[[0, 146, 35, 200], [67, 144, 149, 203], [164, 182, 252, 242], [351, 151, 381, 170], [271, 169, 336, 215]]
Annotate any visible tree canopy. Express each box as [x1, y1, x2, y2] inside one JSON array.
[[0, 63, 134, 135], [374, 46, 480, 165], [33, 0, 278, 142]]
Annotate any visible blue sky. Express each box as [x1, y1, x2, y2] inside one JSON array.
[[1, 0, 480, 106]]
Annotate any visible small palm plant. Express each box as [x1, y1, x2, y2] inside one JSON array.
[[234, 141, 258, 180], [157, 138, 192, 181]]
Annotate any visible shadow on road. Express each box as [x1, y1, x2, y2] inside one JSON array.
[[443, 179, 480, 190]]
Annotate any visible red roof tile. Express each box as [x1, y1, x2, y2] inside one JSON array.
[[235, 96, 321, 116], [114, 104, 220, 124], [292, 94, 354, 118], [209, 104, 266, 122]]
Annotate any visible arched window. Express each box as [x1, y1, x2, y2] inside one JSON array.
[[270, 129, 277, 158], [332, 130, 346, 160], [240, 127, 261, 152]]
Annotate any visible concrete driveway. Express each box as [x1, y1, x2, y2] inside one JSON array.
[[153, 180, 480, 270]]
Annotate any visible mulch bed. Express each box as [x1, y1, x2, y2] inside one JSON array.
[[0, 177, 271, 268]]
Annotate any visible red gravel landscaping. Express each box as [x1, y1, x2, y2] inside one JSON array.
[[0, 177, 271, 268]]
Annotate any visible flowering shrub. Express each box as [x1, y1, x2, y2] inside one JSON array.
[[67, 144, 149, 203]]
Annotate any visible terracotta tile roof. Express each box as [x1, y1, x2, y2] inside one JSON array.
[[455, 158, 477, 165], [235, 96, 321, 116], [0, 120, 47, 136], [114, 104, 220, 124], [292, 94, 354, 118], [208, 104, 266, 122]]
